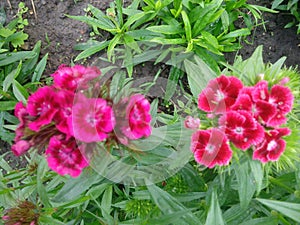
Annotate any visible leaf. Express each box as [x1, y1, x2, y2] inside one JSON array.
[[219, 28, 251, 40], [67, 11, 116, 32], [12, 80, 29, 103], [107, 33, 122, 61], [0, 51, 36, 66], [123, 11, 150, 28], [147, 184, 200, 225], [3, 61, 22, 92], [146, 25, 184, 35], [31, 53, 48, 82], [75, 41, 109, 61], [149, 37, 186, 45], [205, 190, 225, 225], [239, 217, 278, 225], [0, 101, 17, 111], [181, 10, 192, 42], [257, 198, 300, 223], [52, 169, 103, 202], [234, 161, 256, 209], [184, 57, 216, 99], [249, 160, 264, 195], [164, 66, 184, 101], [37, 156, 52, 208], [101, 185, 113, 216]]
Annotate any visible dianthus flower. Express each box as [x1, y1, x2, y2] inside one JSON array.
[[253, 127, 291, 163], [184, 116, 200, 130], [26, 86, 60, 131], [69, 95, 115, 143], [191, 128, 232, 168], [231, 87, 277, 124], [53, 90, 74, 136], [198, 75, 243, 114], [251, 81, 293, 126], [120, 94, 152, 140], [51, 64, 100, 92], [11, 140, 31, 156], [219, 110, 264, 150], [46, 135, 89, 177]]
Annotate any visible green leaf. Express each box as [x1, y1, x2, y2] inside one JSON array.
[[101, 185, 113, 216], [0, 51, 36, 67], [164, 66, 184, 101], [123, 11, 150, 29], [123, 34, 141, 52], [239, 217, 278, 225], [149, 37, 186, 45], [184, 57, 216, 99], [249, 160, 264, 195], [146, 25, 184, 35], [181, 10, 192, 42], [107, 33, 122, 61], [147, 184, 200, 225], [219, 28, 251, 40], [257, 198, 300, 223], [234, 161, 256, 209], [32, 53, 48, 82], [75, 41, 109, 61], [0, 8, 6, 25], [52, 169, 103, 202], [67, 14, 117, 33], [3, 61, 22, 92], [9, 32, 29, 48], [37, 156, 52, 208], [205, 190, 225, 225], [0, 101, 17, 111], [12, 80, 29, 103]]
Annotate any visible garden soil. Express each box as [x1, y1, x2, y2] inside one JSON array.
[[0, 0, 299, 167]]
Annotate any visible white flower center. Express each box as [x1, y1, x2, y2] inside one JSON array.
[[205, 144, 215, 154], [267, 140, 277, 151]]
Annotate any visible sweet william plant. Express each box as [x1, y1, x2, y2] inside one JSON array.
[[1, 47, 300, 224]]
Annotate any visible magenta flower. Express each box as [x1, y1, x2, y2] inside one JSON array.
[[120, 94, 152, 140], [46, 136, 89, 177], [191, 128, 232, 168], [198, 75, 243, 113], [252, 81, 294, 126], [27, 86, 60, 131], [51, 64, 100, 92], [267, 85, 294, 126], [184, 116, 200, 130], [53, 90, 74, 136], [69, 95, 115, 143], [231, 87, 277, 124], [253, 128, 291, 163], [11, 140, 31, 156], [219, 111, 264, 150]]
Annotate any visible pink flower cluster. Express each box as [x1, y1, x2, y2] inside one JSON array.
[[12, 65, 152, 177], [191, 75, 293, 168]]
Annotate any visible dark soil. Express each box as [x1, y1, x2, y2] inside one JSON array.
[[0, 0, 299, 165]]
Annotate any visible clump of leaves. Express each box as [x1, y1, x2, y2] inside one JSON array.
[[70, 0, 275, 75], [0, 2, 29, 49], [0, 4, 48, 143], [272, 0, 300, 34]]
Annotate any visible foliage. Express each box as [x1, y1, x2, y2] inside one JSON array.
[[1, 47, 300, 224], [70, 0, 275, 75], [272, 0, 300, 34], [0, 4, 48, 143]]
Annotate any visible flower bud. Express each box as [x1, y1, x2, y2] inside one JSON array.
[[184, 116, 200, 130]]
